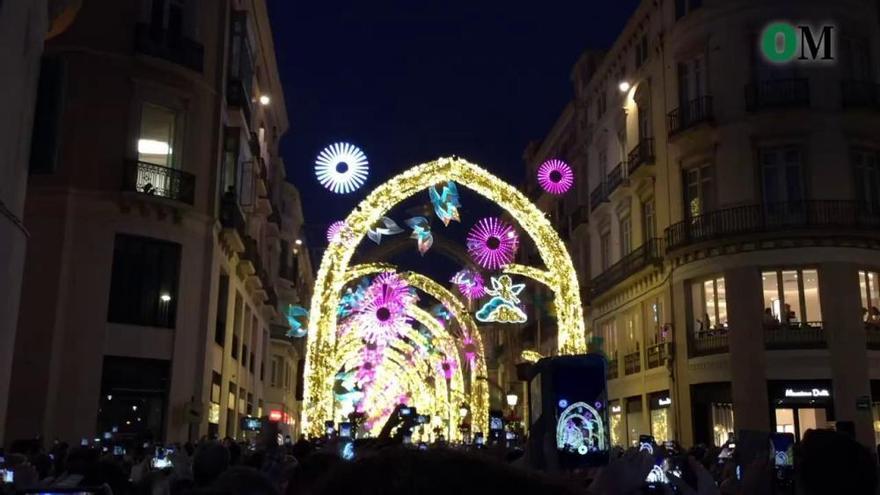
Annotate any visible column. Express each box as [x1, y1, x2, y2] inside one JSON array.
[[725, 266, 771, 432], [671, 279, 694, 446], [820, 262, 873, 447]]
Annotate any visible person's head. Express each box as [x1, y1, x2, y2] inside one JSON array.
[[286, 451, 342, 495], [764, 308, 772, 315], [796, 429, 877, 495], [193, 442, 231, 487], [212, 466, 279, 495]]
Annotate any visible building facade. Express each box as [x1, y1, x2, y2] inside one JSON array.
[[6, 0, 312, 445], [527, 0, 880, 448]]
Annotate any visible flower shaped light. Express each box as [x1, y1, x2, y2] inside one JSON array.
[[326, 221, 346, 243], [451, 269, 486, 300], [466, 218, 519, 270], [537, 159, 574, 195], [314, 142, 369, 194], [354, 272, 413, 345]]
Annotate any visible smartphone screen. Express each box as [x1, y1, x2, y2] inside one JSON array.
[[2, 469, 13, 484], [553, 355, 609, 468], [770, 433, 794, 467], [324, 420, 335, 437], [339, 422, 352, 439]]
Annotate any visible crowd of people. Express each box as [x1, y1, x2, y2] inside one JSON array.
[[1, 419, 877, 495]]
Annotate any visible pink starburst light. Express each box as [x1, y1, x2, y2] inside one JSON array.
[[354, 273, 413, 345], [451, 269, 486, 300], [466, 218, 520, 270], [537, 159, 574, 195], [326, 221, 346, 243]]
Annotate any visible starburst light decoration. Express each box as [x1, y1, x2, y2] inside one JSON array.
[[352, 272, 413, 345], [475, 275, 528, 324], [429, 181, 461, 226], [326, 221, 346, 243], [537, 159, 574, 195], [450, 268, 486, 300], [366, 217, 404, 245], [405, 216, 433, 255], [466, 217, 519, 270], [302, 157, 585, 438], [285, 305, 310, 338], [314, 142, 369, 194]]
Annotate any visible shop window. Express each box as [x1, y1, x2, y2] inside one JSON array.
[[107, 234, 181, 329], [690, 276, 728, 334], [609, 402, 624, 447], [649, 396, 672, 443], [872, 402, 880, 445], [97, 356, 169, 442], [711, 403, 735, 447], [626, 397, 643, 446], [761, 269, 822, 327]]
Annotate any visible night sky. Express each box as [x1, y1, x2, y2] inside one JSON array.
[[266, 0, 639, 274]]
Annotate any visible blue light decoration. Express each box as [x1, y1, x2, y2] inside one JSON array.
[[405, 216, 433, 255], [366, 217, 404, 245], [285, 305, 310, 337], [428, 181, 461, 226], [315, 142, 369, 194], [475, 275, 528, 324]]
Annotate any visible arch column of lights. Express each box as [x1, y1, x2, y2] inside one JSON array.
[[333, 262, 487, 435], [333, 316, 465, 440], [303, 157, 586, 436]]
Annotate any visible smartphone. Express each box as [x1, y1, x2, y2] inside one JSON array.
[[324, 420, 335, 437], [339, 422, 352, 439], [735, 430, 770, 479], [1, 469, 13, 484], [113, 446, 125, 456], [81, 438, 89, 447], [474, 433, 484, 446], [770, 432, 795, 490], [340, 441, 355, 461], [417, 414, 429, 425], [667, 454, 698, 491], [639, 434, 656, 454], [489, 414, 504, 431], [418, 442, 428, 450], [402, 433, 412, 445], [151, 447, 172, 469], [642, 436, 668, 488]]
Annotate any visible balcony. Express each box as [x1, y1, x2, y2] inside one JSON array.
[[606, 162, 626, 196], [123, 160, 195, 205], [841, 80, 880, 110], [665, 201, 880, 251], [624, 351, 641, 375], [590, 181, 608, 211], [568, 204, 590, 230], [590, 238, 665, 299], [646, 342, 671, 370], [134, 23, 204, 73], [667, 96, 713, 137], [765, 322, 825, 350], [867, 324, 880, 350], [745, 78, 810, 111], [627, 138, 655, 176], [689, 327, 729, 357], [607, 358, 619, 380]]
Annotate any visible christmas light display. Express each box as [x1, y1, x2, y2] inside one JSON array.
[[405, 216, 433, 255], [429, 181, 461, 226], [475, 275, 528, 324], [466, 217, 519, 270], [326, 221, 346, 243], [556, 401, 606, 455], [451, 269, 486, 300], [285, 305, 309, 338], [302, 157, 585, 437], [520, 349, 544, 363], [352, 272, 413, 345], [314, 142, 369, 194], [537, 159, 574, 195], [366, 217, 404, 245]]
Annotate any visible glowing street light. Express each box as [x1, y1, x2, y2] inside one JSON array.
[[259, 95, 271, 106], [506, 388, 519, 408], [618, 81, 631, 93]]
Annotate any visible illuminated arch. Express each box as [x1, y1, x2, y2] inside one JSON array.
[[304, 157, 585, 435]]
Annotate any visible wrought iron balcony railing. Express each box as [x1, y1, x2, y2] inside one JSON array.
[[646, 342, 671, 369], [123, 160, 195, 205], [606, 162, 626, 195], [590, 238, 665, 298], [627, 138, 655, 175], [745, 78, 810, 111], [689, 327, 729, 357], [607, 358, 619, 380], [590, 181, 608, 211], [667, 95, 713, 136], [134, 23, 204, 72], [841, 80, 880, 109], [764, 322, 825, 350], [624, 351, 641, 375], [666, 201, 880, 251], [219, 195, 246, 237]]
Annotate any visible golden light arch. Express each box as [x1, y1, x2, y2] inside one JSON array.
[[303, 157, 586, 436]]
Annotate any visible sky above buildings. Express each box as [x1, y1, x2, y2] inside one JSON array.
[[267, 0, 640, 252]]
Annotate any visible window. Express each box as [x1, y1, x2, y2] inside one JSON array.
[[711, 403, 735, 447], [683, 164, 714, 219], [760, 146, 804, 208], [229, 11, 254, 101], [637, 100, 652, 141], [599, 319, 618, 359], [238, 387, 246, 415], [678, 55, 706, 105], [648, 297, 665, 344], [840, 36, 872, 82], [596, 91, 607, 119], [221, 127, 241, 196], [635, 35, 649, 68], [598, 148, 608, 175], [643, 198, 656, 240], [231, 335, 239, 359], [29, 57, 65, 174], [620, 216, 632, 256], [600, 231, 612, 271], [246, 393, 253, 416], [138, 103, 178, 168], [97, 356, 169, 443], [762, 269, 822, 325], [107, 234, 181, 328], [215, 274, 229, 346], [691, 277, 727, 333], [859, 271, 880, 317], [675, 0, 702, 20], [853, 149, 880, 213]]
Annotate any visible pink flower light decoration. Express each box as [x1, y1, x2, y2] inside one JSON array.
[[451, 269, 486, 300], [353, 272, 413, 345], [466, 218, 520, 270], [537, 159, 574, 195], [326, 220, 346, 243]]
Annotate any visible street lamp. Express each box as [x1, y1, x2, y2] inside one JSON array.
[[506, 389, 519, 408], [459, 404, 469, 418], [618, 81, 631, 93]]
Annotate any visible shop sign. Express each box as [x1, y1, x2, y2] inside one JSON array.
[[658, 397, 672, 406], [611, 405, 622, 414], [784, 388, 829, 398]]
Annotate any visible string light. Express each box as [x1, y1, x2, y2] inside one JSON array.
[[302, 157, 585, 437], [314, 142, 369, 194]]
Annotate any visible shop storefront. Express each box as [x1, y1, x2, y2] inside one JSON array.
[[768, 380, 834, 441], [690, 382, 734, 447], [609, 400, 624, 447], [648, 391, 673, 443], [870, 381, 880, 445], [626, 396, 643, 446]]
